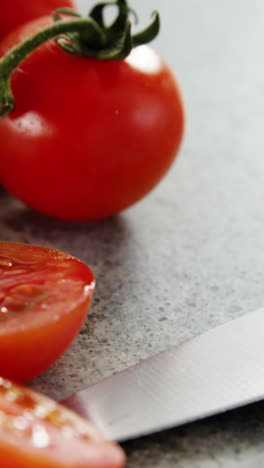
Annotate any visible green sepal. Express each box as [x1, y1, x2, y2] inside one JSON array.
[[53, 7, 82, 22], [132, 11, 160, 48], [89, 2, 115, 29], [54, 0, 160, 61]]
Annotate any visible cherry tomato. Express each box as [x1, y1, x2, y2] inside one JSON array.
[[0, 0, 76, 41], [0, 241, 95, 382], [0, 376, 125, 468], [0, 15, 184, 221]]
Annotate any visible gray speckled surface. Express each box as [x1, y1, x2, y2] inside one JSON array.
[[1, 0, 264, 466]]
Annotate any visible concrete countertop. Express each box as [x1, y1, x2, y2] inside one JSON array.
[[1, 0, 264, 466]]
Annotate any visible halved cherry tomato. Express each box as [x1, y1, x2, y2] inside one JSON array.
[[0, 0, 76, 41], [0, 376, 125, 467], [0, 241, 95, 382], [0, 14, 184, 221]]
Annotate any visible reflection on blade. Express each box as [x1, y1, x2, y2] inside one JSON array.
[[63, 308, 264, 442]]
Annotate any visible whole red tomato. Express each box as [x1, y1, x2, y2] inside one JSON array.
[[0, 241, 95, 382], [0, 376, 125, 467], [0, 0, 75, 41], [0, 15, 184, 221]]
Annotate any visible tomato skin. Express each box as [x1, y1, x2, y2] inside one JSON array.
[[0, 0, 75, 41], [0, 242, 95, 382], [0, 16, 184, 221], [0, 377, 126, 468]]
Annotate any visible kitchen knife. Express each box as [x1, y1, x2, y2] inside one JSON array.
[[63, 308, 264, 442]]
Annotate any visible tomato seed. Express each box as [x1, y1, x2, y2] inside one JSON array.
[[3, 269, 27, 275], [10, 284, 42, 297], [0, 258, 13, 267], [2, 297, 24, 312]]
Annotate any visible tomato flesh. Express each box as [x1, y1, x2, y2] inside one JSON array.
[[0, 0, 76, 41], [0, 16, 184, 221], [0, 376, 125, 468], [0, 242, 95, 382]]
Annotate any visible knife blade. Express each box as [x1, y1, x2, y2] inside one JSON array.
[[63, 308, 264, 442]]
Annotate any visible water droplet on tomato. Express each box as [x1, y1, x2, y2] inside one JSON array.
[[84, 282, 96, 295], [61, 425, 78, 439], [13, 416, 30, 431], [6, 389, 22, 402], [34, 401, 56, 419], [0, 377, 12, 389], [31, 423, 51, 448]]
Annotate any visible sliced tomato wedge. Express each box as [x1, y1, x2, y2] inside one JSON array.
[[0, 376, 125, 467], [0, 241, 95, 382]]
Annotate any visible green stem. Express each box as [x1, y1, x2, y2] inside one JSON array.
[[0, 0, 160, 119], [0, 18, 105, 118]]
